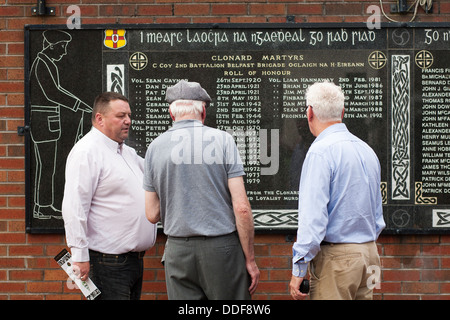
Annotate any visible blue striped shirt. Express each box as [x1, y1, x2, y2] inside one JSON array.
[[292, 123, 385, 277]]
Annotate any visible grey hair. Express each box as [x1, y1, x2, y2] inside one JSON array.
[[305, 81, 345, 122], [169, 100, 205, 119]]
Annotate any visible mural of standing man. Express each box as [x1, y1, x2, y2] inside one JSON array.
[[29, 30, 92, 220]]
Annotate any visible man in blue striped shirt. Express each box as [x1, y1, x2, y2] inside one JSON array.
[[290, 81, 385, 300]]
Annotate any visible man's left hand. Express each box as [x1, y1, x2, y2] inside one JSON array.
[[289, 275, 308, 300]]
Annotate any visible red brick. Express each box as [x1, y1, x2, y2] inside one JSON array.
[[255, 243, 269, 255], [288, 4, 323, 15], [211, 4, 247, 15], [8, 196, 25, 207], [270, 244, 292, 256], [99, 5, 136, 16], [9, 294, 44, 300], [5, 94, 24, 107], [8, 220, 25, 232], [250, 4, 286, 15], [0, 282, 26, 293], [9, 270, 43, 281], [27, 281, 62, 293], [256, 281, 287, 293], [175, 4, 210, 16], [256, 256, 290, 269], [137, 5, 172, 16], [6, 119, 25, 131], [378, 281, 402, 293], [443, 257, 450, 268], [0, 107, 23, 118], [27, 257, 57, 269], [423, 244, 450, 255], [383, 269, 421, 281], [0, 196, 6, 207], [0, 81, 24, 92], [6, 68, 24, 79], [403, 282, 440, 294], [0, 132, 24, 144], [142, 281, 167, 293], [0, 257, 25, 268], [401, 235, 440, 243], [422, 270, 450, 281], [0, 184, 25, 195], [46, 293, 83, 300], [0, 232, 26, 244], [440, 2, 450, 13], [0, 6, 24, 17], [67, 5, 98, 17], [325, 3, 362, 15], [144, 256, 164, 269], [255, 234, 286, 244], [7, 146, 25, 158], [269, 269, 291, 281], [384, 244, 421, 256], [9, 245, 44, 256], [0, 245, 7, 256]]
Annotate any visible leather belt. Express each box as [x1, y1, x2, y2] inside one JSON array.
[[89, 249, 146, 259]]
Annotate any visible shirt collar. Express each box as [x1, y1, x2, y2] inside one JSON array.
[[91, 127, 124, 154], [169, 119, 203, 131], [313, 123, 348, 143]]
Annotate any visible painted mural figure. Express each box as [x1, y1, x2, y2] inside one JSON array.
[[30, 30, 92, 219]]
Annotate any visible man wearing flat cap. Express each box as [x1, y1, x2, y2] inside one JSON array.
[[143, 80, 260, 299]]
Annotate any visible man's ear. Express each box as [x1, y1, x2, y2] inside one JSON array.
[[95, 113, 103, 126], [201, 105, 206, 123], [307, 107, 314, 122], [169, 109, 175, 121]]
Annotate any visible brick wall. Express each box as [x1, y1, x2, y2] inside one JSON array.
[[1, 0, 450, 300]]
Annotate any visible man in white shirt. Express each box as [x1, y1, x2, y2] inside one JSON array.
[[62, 92, 156, 300]]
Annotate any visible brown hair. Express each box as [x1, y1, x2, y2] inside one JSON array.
[[92, 92, 129, 123]]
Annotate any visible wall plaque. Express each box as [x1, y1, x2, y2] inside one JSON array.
[[24, 23, 450, 233]]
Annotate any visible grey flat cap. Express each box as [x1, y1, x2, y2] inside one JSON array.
[[165, 80, 212, 108]]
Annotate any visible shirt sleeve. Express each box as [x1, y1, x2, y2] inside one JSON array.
[[143, 145, 156, 192], [61, 147, 97, 262], [374, 160, 386, 238], [224, 132, 245, 178], [292, 151, 331, 275]]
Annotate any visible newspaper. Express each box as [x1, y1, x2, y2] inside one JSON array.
[[54, 249, 101, 300]]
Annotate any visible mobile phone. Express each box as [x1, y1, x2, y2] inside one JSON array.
[[300, 279, 310, 294]]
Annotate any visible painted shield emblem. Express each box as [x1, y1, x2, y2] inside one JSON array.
[[104, 30, 126, 49]]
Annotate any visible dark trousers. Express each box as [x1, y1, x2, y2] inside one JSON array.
[[164, 232, 251, 300], [89, 250, 145, 300]]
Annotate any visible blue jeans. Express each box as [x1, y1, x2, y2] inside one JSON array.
[[88, 250, 145, 300]]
